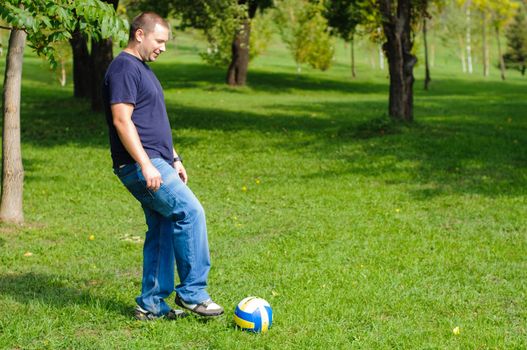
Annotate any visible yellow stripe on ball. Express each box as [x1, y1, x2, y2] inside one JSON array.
[[234, 314, 255, 329]]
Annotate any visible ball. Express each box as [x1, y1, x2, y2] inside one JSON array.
[[234, 297, 273, 333]]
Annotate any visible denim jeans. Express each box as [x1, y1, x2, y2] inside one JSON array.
[[114, 158, 211, 316]]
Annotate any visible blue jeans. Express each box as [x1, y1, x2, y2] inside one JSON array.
[[114, 158, 211, 316]]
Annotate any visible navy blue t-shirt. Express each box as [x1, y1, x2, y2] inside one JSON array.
[[103, 51, 173, 168]]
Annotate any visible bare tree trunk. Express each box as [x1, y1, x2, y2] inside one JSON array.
[[91, 37, 113, 111], [379, 0, 417, 122], [466, 2, 473, 74], [482, 11, 489, 77], [226, 18, 251, 86], [379, 44, 385, 70], [431, 43, 435, 68], [70, 29, 92, 98], [458, 35, 467, 73], [423, 17, 431, 90], [350, 34, 356, 78], [59, 58, 67, 87], [1, 29, 26, 224], [496, 26, 506, 80], [90, 0, 118, 111]]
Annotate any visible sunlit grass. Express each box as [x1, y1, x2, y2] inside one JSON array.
[[0, 32, 525, 349]]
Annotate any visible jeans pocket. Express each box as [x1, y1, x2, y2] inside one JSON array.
[[125, 178, 156, 207], [114, 163, 137, 178], [117, 165, 155, 207]]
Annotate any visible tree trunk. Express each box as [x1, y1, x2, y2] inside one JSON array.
[[458, 35, 467, 73], [466, 2, 473, 74], [59, 58, 67, 87], [496, 26, 505, 80], [379, 0, 417, 122], [70, 30, 92, 98], [431, 43, 435, 68], [90, 37, 114, 111], [423, 17, 431, 90], [350, 34, 356, 78], [226, 18, 251, 86], [378, 44, 385, 70], [1, 30, 26, 224], [482, 11, 489, 77], [90, 0, 118, 111]]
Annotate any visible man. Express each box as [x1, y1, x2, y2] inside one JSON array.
[[103, 12, 224, 320]]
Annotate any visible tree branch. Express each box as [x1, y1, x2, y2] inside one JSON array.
[[0, 25, 13, 30]]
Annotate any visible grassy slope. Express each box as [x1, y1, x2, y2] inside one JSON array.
[[0, 33, 526, 349]]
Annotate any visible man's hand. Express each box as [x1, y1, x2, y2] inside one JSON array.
[[174, 161, 188, 184], [141, 162, 163, 191]]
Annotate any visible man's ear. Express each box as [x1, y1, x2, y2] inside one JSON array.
[[135, 28, 144, 43]]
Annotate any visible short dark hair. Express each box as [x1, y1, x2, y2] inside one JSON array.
[[129, 12, 169, 42]]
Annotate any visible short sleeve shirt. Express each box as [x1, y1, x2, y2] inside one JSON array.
[[103, 51, 173, 168]]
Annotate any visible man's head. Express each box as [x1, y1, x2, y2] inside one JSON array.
[[128, 12, 170, 62]]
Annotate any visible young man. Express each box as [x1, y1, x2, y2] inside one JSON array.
[[103, 12, 223, 320]]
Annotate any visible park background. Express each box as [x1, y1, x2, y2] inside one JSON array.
[[0, 0, 526, 348]]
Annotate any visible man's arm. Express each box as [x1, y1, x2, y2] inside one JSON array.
[[111, 103, 163, 191], [173, 148, 188, 184]]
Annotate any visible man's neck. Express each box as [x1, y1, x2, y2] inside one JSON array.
[[123, 47, 143, 61]]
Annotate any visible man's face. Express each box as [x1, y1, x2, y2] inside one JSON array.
[[137, 23, 169, 62]]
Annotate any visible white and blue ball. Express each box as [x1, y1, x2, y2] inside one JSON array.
[[234, 297, 273, 333]]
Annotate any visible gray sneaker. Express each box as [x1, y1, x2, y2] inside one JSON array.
[[134, 305, 187, 321], [175, 294, 224, 317]]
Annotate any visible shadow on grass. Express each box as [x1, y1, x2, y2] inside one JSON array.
[[0, 272, 132, 317], [152, 62, 388, 95], [16, 58, 527, 199]]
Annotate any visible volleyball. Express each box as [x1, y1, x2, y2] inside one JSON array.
[[234, 297, 273, 333]]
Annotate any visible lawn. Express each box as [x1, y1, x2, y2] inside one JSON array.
[[0, 32, 526, 349]]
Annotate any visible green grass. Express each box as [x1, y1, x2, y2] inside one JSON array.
[[0, 33, 526, 349]]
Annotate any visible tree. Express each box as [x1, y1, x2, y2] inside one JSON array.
[[1, 28, 26, 224], [69, 0, 121, 111], [488, 0, 518, 80], [423, 14, 432, 89], [0, 0, 127, 224], [436, 0, 469, 73], [70, 26, 92, 98], [378, 0, 426, 122], [48, 40, 72, 87], [324, 0, 369, 78], [475, 0, 491, 76], [418, 0, 445, 90], [274, 0, 335, 73], [130, 0, 272, 86], [504, 2, 527, 75], [462, 0, 474, 74], [91, 0, 120, 111]]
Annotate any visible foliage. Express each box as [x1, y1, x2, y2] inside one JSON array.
[[127, 0, 273, 67], [274, 0, 335, 71], [47, 40, 72, 86], [488, 0, 518, 30], [323, 0, 365, 41], [0, 0, 128, 68], [435, 0, 475, 54], [196, 2, 248, 67], [504, 2, 527, 73], [248, 9, 275, 60]]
